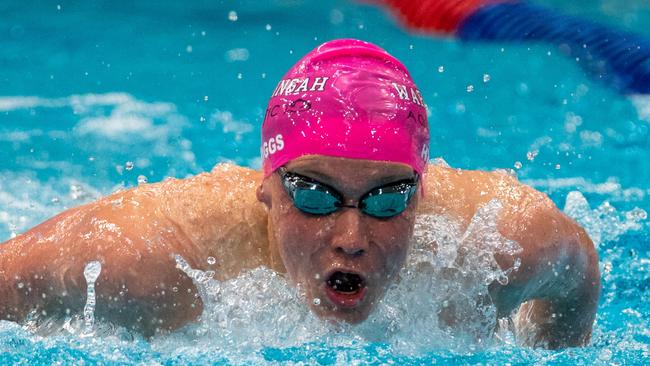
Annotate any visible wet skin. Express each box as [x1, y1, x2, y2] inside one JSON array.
[[0, 156, 600, 348], [256, 156, 419, 323]]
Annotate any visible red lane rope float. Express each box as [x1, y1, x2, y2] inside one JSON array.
[[366, 0, 507, 35]]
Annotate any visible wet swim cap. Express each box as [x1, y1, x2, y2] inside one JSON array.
[[261, 39, 430, 177]]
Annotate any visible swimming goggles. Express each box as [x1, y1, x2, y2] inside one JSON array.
[[278, 167, 418, 218]]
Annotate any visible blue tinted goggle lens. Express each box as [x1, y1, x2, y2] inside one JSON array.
[[279, 168, 417, 218], [293, 188, 341, 215]]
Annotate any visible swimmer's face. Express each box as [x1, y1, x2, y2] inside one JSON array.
[[257, 155, 419, 323]]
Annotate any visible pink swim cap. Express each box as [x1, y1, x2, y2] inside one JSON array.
[[261, 39, 430, 177]]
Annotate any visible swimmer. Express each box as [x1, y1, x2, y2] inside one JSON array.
[[0, 39, 599, 349]]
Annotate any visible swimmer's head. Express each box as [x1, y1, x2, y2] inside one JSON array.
[[257, 39, 427, 324], [261, 39, 430, 177]]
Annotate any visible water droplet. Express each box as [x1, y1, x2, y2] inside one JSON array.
[[514, 161, 522, 169], [199, 116, 206, 123], [437, 66, 444, 73], [82, 261, 102, 336], [237, 73, 243, 79], [526, 150, 538, 161], [313, 298, 321, 305], [483, 74, 491, 83], [466, 85, 474, 93], [186, 45, 193, 53], [125, 161, 134, 171], [603, 262, 612, 273], [17, 282, 24, 289], [207, 256, 217, 265], [599, 349, 613, 361], [228, 11, 238, 21], [203, 95, 209, 101], [51, 197, 60, 204], [555, 164, 561, 170], [265, 24, 272, 31], [137, 175, 148, 185], [172, 286, 178, 293], [84, 261, 102, 283], [56, 4, 61, 10]]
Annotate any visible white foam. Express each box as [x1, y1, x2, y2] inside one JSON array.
[[0, 92, 201, 185], [0, 96, 67, 111], [630, 94, 650, 122], [563, 191, 647, 246], [209, 109, 253, 142], [0, 171, 104, 240], [524, 176, 648, 202], [0, 93, 141, 113], [0, 92, 187, 145]]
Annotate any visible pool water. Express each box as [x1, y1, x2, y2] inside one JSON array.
[[1, 0, 649, 364]]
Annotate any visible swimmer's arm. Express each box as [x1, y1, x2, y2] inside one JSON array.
[[0, 190, 204, 337], [420, 165, 600, 348], [492, 196, 601, 349]]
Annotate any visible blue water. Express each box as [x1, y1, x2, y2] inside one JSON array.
[[1, 0, 649, 364]]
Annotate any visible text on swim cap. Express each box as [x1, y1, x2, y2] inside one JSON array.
[[391, 83, 425, 107], [263, 134, 284, 158], [272, 77, 330, 96]]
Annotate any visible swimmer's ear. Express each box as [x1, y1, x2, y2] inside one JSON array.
[[256, 179, 271, 208]]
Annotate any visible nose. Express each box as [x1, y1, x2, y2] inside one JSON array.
[[330, 208, 369, 256]]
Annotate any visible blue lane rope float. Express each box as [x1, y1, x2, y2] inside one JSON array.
[[371, 0, 650, 94]]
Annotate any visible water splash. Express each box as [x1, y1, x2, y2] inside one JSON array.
[[563, 191, 647, 246], [365, 199, 522, 353], [167, 199, 521, 356], [430, 156, 450, 168], [82, 260, 102, 336]]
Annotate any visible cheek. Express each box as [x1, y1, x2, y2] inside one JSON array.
[[373, 211, 417, 272], [272, 208, 329, 277]]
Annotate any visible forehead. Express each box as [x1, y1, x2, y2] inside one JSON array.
[[284, 155, 414, 194]]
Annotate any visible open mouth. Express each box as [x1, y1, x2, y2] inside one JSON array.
[[324, 271, 367, 308]]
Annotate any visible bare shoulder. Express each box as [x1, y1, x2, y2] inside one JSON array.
[[419, 164, 594, 279], [152, 163, 269, 276], [420, 165, 598, 316], [419, 164, 556, 224], [3, 163, 268, 273]]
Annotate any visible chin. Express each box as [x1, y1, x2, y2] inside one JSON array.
[[309, 301, 373, 324], [307, 283, 376, 324]]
